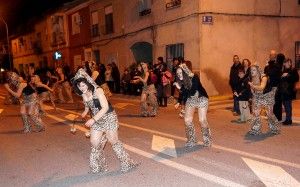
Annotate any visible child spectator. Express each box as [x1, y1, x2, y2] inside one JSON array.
[[233, 68, 251, 123]]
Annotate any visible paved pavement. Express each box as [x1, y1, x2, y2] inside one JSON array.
[[0, 86, 299, 187]]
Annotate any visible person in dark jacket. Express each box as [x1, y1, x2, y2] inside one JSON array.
[[229, 55, 242, 115], [174, 63, 211, 147], [111, 62, 120, 93], [264, 52, 283, 121], [280, 58, 300, 125], [233, 68, 251, 123]]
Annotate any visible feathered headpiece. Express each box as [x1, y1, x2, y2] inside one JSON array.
[[179, 63, 194, 77], [71, 68, 98, 89]]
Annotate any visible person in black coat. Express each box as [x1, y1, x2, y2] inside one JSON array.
[[264, 52, 284, 121], [280, 58, 300, 125], [229, 55, 242, 115]]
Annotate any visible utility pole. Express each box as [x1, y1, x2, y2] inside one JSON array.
[[0, 16, 12, 70]]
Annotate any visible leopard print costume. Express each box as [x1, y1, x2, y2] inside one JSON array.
[[84, 91, 138, 173], [249, 87, 280, 135], [184, 91, 212, 147], [140, 84, 158, 117]]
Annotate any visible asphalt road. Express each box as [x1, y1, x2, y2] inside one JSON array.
[[0, 88, 299, 187]]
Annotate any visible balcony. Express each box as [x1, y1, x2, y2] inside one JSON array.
[[139, 9, 151, 16], [166, 0, 181, 10]]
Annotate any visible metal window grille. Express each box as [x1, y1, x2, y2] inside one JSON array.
[[166, 43, 184, 69]]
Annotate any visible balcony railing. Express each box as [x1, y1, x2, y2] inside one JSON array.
[[139, 9, 151, 16], [166, 0, 181, 10]]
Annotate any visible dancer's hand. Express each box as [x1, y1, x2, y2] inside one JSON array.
[[174, 103, 180, 109], [4, 83, 9, 89], [85, 118, 95, 127]]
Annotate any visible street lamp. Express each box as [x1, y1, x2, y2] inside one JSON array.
[[0, 15, 12, 70]]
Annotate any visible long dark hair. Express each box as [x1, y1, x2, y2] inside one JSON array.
[[84, 61, 92, 76], [175, 67, 192, 90], [72, 77, 95, 96]]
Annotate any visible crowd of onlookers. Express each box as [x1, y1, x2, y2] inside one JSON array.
[[2, 50, 299, 125], [229, 50, 299, 125]]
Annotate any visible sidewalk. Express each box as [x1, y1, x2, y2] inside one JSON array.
[[112, 93, 300, 120]]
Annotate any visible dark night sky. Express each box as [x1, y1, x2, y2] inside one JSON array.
[[0, 0, 75, 40]]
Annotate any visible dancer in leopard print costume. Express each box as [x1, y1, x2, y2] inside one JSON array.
[[174, 63, 212, 147], [4, 72, 45, 133], [132, 62, 158, 117], [248, 65, 280, 135], [72, 68, 139, 174]]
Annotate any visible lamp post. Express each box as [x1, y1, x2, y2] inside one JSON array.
[[0, 16, 12, 70]]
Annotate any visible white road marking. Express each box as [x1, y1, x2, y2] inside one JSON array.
[[151, 135, 177, 157], [43, 105, 54, 111], [125, 144, 246, 187], [242, 157, 300, 187], [43, 105, 300, 170], [65, 114, 77, 121], [46, 113, 245, 187]]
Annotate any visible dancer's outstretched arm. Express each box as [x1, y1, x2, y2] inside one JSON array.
[[4, 83, 27, 98], [85, 88, 109, 127]]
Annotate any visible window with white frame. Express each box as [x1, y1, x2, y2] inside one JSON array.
[[72, 13, 81, 35], [91, 11, 99, 37], [166, 0, 181, 10], [139, 0, 151, 16], [105, 5, 114, 34]]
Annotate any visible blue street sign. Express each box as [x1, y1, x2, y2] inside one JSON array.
[[54, 51, 62, 60], [202, 16, 213, 24]]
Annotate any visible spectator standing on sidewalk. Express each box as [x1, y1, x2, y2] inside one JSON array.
[[232, 68, 251, 123], [264, 50, 283, 121], [242, 59, 251, 79], [111, 62, 120, 93], [105, 64, 114, 93], [161, 63, 172, 107], [229, 55, 242, 116], [120, 69, 131, 95], [280, 58, 299, 125], [154, 57, 165, 107]]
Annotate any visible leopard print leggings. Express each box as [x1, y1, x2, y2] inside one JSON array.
[[249, 88, 280, 135]]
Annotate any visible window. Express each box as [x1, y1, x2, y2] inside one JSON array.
[[296, 41, 300, 69], [91, 11, 99, 37], [93, 50, 100, 64], [166, 43, 184, 69], [139, 0, 151, 16], [72, 13, 81, 35], [166, 0, 181, 10], [105, 5, 114, 34]]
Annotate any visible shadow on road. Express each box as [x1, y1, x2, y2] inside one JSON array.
[[118, 114, 144, 118], [244, 132, 277, 143], [0, 130, 23, 134]]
